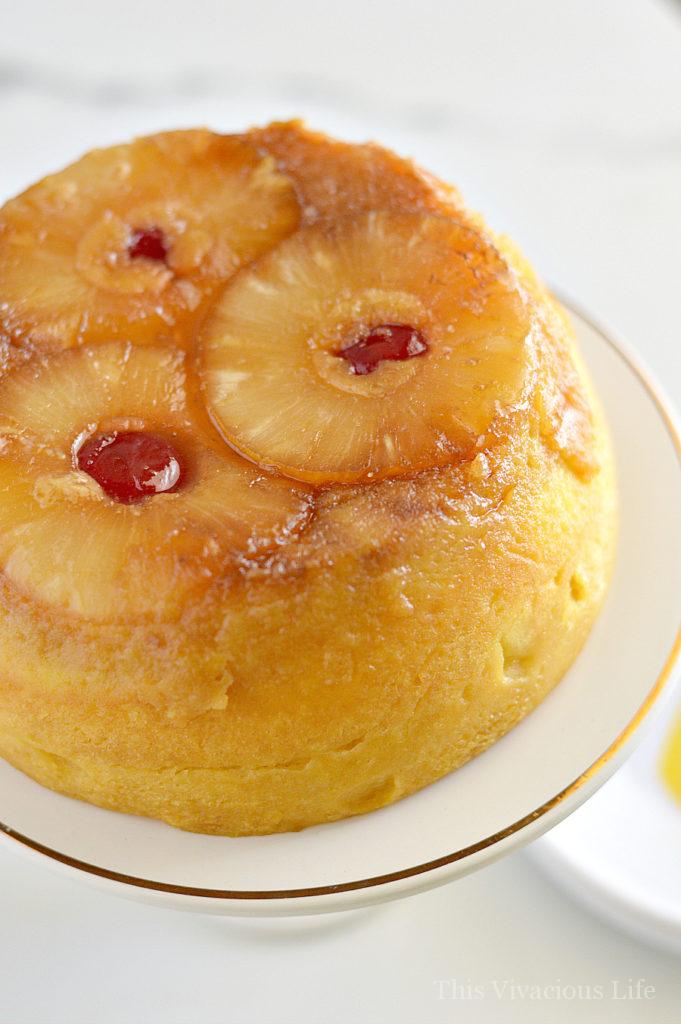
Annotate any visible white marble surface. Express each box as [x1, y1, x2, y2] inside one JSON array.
[[1, 0, 681, 1021]]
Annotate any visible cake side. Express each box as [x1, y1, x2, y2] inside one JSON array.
[[0, 331, 616, 834]]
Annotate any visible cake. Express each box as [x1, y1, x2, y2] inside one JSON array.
[[0, 122, 617, 835]]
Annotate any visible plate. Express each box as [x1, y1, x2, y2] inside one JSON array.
[[530, 683, 681, 955], [2, 302, 680, 916]]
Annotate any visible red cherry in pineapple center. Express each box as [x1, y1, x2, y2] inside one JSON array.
[[127, 226, 168, 263], [77, 431, 183, 504], [337, 323, 429, 376]]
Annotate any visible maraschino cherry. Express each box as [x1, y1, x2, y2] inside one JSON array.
[[127, 226, 168, 263], [77, 431, 183, 504], [337, 324, 428, 376]]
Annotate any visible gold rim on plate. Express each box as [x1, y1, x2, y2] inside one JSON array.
[[2, 296, 680, 902]]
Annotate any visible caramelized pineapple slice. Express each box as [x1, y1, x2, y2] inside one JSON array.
[[0, 130, 299, 351], [200, 211, 532, 485], [251, 119, 461, 223], [0, 343, 310, 620]]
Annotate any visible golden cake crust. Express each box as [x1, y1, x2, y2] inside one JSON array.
[[0, 122, 617, 835]]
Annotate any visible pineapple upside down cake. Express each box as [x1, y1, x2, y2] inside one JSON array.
[[0, 123, 616, 835]]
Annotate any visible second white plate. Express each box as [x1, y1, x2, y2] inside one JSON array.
[[530, 683, 681, 956]]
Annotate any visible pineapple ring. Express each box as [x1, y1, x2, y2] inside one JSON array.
[[0, 130, 299, 350], [0, 343, 311, 621], [200, 211, 534, 485]]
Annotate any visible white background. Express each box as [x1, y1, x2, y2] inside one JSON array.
[[1, 1, 681, 1021]]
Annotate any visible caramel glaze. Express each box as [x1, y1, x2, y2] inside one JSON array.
[[0, 121, 597, 615]]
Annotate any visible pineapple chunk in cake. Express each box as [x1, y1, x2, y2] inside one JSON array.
[[0, 343, 311, 620], [0, 130, 299, 351], [200, 211, 532, 485]]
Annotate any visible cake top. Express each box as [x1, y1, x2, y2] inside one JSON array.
[[0, 121, 595, 621]]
